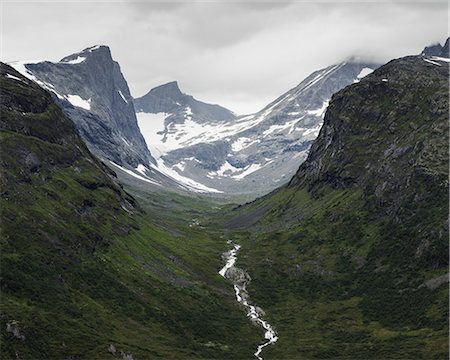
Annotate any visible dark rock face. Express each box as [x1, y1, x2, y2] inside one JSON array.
[[11, 46, 154, 168], [135, 81, 184, 114], [441, 37, 449, 57], [422, 43, 445, 57], [421, 37, 449, 57], [134, 81, 235, 122], [289, 55, 449, 216], [163, 140, 232, 171]]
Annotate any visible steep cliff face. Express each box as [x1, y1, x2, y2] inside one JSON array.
[[289, 56, 448, 220], [10, 45, 154, 168], [226, 55, 449, 359]]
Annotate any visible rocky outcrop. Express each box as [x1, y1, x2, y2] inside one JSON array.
[[418, 273, 449, 290], [289, 56, 449, 212], [421, 37, 449, 57]]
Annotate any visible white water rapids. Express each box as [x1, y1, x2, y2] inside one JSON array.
[[219, 241, 278, 359]]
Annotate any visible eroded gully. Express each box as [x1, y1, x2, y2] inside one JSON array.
[[219, 240, 278, 360]]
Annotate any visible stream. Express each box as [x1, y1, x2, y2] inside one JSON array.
[[219, 240, 278, 360]]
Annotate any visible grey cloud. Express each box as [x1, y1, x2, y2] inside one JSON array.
[[2, 1, 448, 114], [127, 1, 186, 16], [126, 1, 307, 49]]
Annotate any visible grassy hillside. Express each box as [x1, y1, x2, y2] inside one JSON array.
[[0, 63, 260, 359], [225, 56, 449, 359]]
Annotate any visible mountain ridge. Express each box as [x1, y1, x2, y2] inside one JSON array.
[[136, 60, 380, 197]]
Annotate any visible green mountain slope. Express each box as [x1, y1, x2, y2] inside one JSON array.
[[226, 56, 449, 359], [0, 63, 260, 359]]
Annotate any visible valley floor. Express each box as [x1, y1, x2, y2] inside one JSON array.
[[112, 171, 450, 360]]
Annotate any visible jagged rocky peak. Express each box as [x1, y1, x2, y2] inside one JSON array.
[[421, 37, 449, 57], [152, 81, 183, 96], [135, 81, 185, 113], [59, 45, 111, 64], [134, 81, 235, 122], [10, 45, 155, 168]]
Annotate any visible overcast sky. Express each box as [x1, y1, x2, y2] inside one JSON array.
[[2, 0, 448, 114]]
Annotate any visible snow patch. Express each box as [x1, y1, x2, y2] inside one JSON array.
[[262, 120, 298, 137], [232, 163, 262, 180], [209, 161, 242, 178], [118, 90, 128, 104], [172, 162, 186, 172], [151, 158, 222, 193], [297, 64, 340, 95], [423, 58, 442, 66], [231, 137, 261, 152], [301, 125, 322, 137], [431, 56, 450, 63], [357, 67, 373, 79], [66, 95, 91, 110], [61, 56, 86, 64], [136, 112, 170, 159], [5, 73, 23, 81], [110, 162, 159, 185], [306, 100, 329, 117], [120, 136, 131, 146], [87, 45, 101, 52], [184, 106, 193, 120]]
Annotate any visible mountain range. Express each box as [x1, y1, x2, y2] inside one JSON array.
[[1, 38, 448, 359], [9, 40, 448, 199], [135, 61, 380, 197], [10, 45, 381, 197]]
